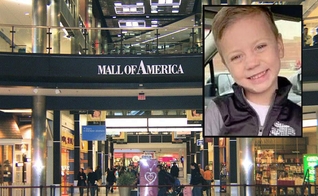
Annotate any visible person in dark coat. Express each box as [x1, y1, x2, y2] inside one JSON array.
[[95, 165, 102, 192], [170, 162, 179, 178], [106, 167, 117, 193], [77, 168, 86, 196], [157, 165, 167, 196], [87, 166, 97, 196], [190, 162, 202, 196]]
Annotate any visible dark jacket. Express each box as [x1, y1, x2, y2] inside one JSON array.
[[106, 169, 116, 183], [158, 169, 166, 186], [205, 77, 301, 136], [77, 171, 87, 186], [190, 169, 202, 185], [170, 165, 179, 178], [87, 172, 97, 186], [95, 168, 102, 180]]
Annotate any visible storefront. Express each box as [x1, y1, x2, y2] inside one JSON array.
[[254, 138, 306, 195]]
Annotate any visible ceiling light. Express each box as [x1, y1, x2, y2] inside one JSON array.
[[33, 87, 38, 94], [303, 119, 317, 127], [55, 88, 61, 94]]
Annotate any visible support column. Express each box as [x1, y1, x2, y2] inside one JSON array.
[[32, 0, 47, 53], [74, 113, 80, 179], [88, 141, 93, 167], [110, 138, 114, 168], [225, 138, 231, 194], [104, 139, 109, 170], [97, 141, 103, 169], [201, 140, 209, 169], [230, 138, 237, 183], [49, 0, 61, 53], [195, 132, 201, 164], [238, 138, 255, 196], [53, 111, 61, 185], [71, 0, 80, 54], [214, 138, 220, 180], [186, 136, 191, 175], [190, 132, 196, 163], [31, 96, 47, 196]]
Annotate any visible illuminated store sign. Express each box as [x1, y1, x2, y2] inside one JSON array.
[[303, 154, 318, 183], [61, 131, 74, 150], [97, 60, 184, 75]]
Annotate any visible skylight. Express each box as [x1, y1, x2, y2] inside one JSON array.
[[150, 0, 181, 13], [114, 3, 145, 14]]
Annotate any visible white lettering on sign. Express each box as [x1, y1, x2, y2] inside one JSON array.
[[97, 60, 184, 75]]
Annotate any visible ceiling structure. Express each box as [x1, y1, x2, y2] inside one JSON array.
[[90, 0, 202, 55]]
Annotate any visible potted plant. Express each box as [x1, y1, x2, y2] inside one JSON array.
[[116, 172, 136, 196]]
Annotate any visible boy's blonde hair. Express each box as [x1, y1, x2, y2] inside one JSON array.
[[212, 6, 279, 46]]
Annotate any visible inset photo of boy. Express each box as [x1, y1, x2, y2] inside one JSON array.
[[204, 6, 302, 137]]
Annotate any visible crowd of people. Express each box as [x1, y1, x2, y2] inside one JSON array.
[[75, 161, 214, 196]]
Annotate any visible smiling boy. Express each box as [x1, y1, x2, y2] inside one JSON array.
[[204, 6, 301, 136]]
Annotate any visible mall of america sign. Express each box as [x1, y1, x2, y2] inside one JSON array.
[[97, 60, 184, 75]]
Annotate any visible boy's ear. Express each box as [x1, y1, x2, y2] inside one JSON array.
[[277, 33, 284, 58]]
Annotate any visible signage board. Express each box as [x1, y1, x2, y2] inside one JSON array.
[[82, 125, 106, 141], [139, 159, 158, 196], [303, 154, 318, 183], [196, 139, 203, 146]]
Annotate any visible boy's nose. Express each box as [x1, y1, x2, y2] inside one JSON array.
[[245, 53, 260, 70]]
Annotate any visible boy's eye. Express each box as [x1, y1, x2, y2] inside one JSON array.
[[230, 55, 242, 62], [256, 44, 267, 50]]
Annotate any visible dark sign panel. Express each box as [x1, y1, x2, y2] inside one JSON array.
[[0, 53, 202, 84]]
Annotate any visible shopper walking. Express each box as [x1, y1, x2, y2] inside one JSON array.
[[157, 164, 167, 196], [106, 167, 117, 193], [87, 166, 97, 196], [77, 168, 87, 196], [95, 165, 102, 192], [190, 162, 202, 196], [170, 162, 179, 178], [203, 165, 214, 196]]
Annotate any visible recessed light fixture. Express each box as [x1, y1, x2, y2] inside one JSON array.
[[55, 88, 61, 94], [33, 87, 39, 94]]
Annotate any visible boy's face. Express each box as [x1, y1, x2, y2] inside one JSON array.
[[217, 13, 284, 96]]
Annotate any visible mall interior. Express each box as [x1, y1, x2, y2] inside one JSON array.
[[0, 0, 317, 196]]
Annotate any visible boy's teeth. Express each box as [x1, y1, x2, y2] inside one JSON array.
[[250, 71, 266, 79]]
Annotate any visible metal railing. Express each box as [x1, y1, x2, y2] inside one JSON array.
[[0, 24, 202, 55], [0, 183, 317, 196]]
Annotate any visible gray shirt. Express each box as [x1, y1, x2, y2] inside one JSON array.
[[204, 100, 224, 136]]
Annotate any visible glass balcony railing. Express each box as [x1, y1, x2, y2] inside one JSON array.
[[0, 24, 202, 55]]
